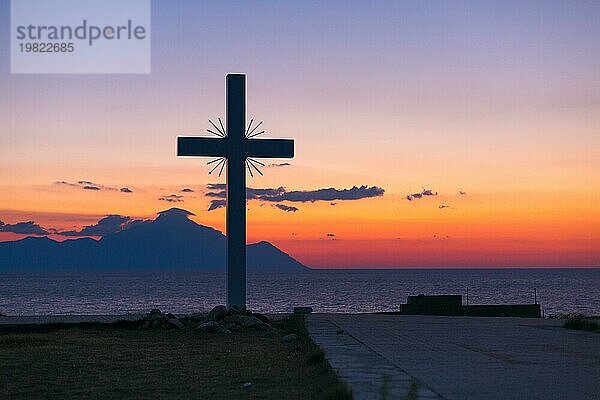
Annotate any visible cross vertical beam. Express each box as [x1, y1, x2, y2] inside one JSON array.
[[226, 74, 246, 308], [176, 73, 294, 310]]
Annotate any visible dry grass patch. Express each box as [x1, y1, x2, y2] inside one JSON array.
[[0, 315, 351, 400]]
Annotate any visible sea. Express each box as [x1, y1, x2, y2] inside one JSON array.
[[0, 269, 598, 317]]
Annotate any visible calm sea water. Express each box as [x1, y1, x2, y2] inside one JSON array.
[[0, 269, 598, 317]]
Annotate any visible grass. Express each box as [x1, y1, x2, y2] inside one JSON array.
[[277, 315, 352, 400], [563, 317, 599, 332], [379, 374, 391, 399], [0, 315, 352, 400]]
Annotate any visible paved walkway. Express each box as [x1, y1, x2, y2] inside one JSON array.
[[307, 314, 600, 400]]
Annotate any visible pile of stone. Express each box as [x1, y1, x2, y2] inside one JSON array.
[[138, 309, 185, 329], [137, 306, 271, 333], [195, 305, 271, 334]]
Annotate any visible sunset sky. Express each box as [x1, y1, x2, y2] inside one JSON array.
[[0, 1, 598, 268]]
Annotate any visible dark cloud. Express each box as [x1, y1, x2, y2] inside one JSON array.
[[432, 234, 451, 240], [205, 184, 384, 211], [79, 180, 104, 191], [248, 188, 285, 199], [270, 186, 384, 202], [323, 233, 337, 241], [267, 162, 291, 168], [274, 204, 299, 213], [208, 199, 226, 211], [60, 215, 142, 237], [438, 204, 450, 209], [159, 194, 184, 203], [55, 180, 131, 193], [206, 190, 226, 198], [206, 183, 225, 190], [406, 188, 438, 201], [207, 187, 285, 200], [206, 184, 384, 203], [54, 181, 78, 187], [181, 188, 194, 193], [0, 220, 49, 235]]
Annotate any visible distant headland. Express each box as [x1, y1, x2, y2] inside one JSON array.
[[0, 208, 308, 271]]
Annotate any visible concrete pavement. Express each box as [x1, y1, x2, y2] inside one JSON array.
[[306, 314, 599, 400]]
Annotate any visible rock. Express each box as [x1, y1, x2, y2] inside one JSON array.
[[239, 315, 263, 328], [228, 305, 252, 316], [188, 312, 205, 320], [228, 305, 243, 315], [222, 322, 237, 330], [224, 322, 243, 332], [196, 320, 220, 332], [293, 307, 313, 314], [214, 325, 232, 334], [223, 314, 244, 324], [208, 305, 228, 321], [139, 309, 188, 329], [149, 308, 162, 317], [261, 329, 277, 339], [253, 313, 270, 324], [282, 333, 299, 343], [150, 319, 162, 329], [185, 313, 205, 325], [167, 318, 185, 329]]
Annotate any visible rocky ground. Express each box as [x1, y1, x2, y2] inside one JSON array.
[[138, 305, 278, 335]]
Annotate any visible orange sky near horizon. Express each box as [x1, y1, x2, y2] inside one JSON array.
[[0, 179, 598, 267]]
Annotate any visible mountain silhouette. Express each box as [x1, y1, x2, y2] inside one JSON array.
[[0, 208, 308, 271]]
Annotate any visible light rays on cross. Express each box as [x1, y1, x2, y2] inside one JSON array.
[[245, 157, 264, 177], [205, 117, 227, 176], [207, 156, 226, 177], [246, 119, 266, 175], [207, 118, 226, 138], [245, 119, 265, 138], [205, 118, 267, 177]]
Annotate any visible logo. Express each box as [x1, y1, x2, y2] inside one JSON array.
[[11, 0, 151, 74]]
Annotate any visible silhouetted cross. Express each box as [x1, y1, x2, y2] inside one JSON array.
[[177, 74, 294, 308]]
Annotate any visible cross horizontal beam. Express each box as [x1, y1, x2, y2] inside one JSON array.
[[177, 137, 228, 157], [177, 136, 294, 159], [246, 138, 294, 158]]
